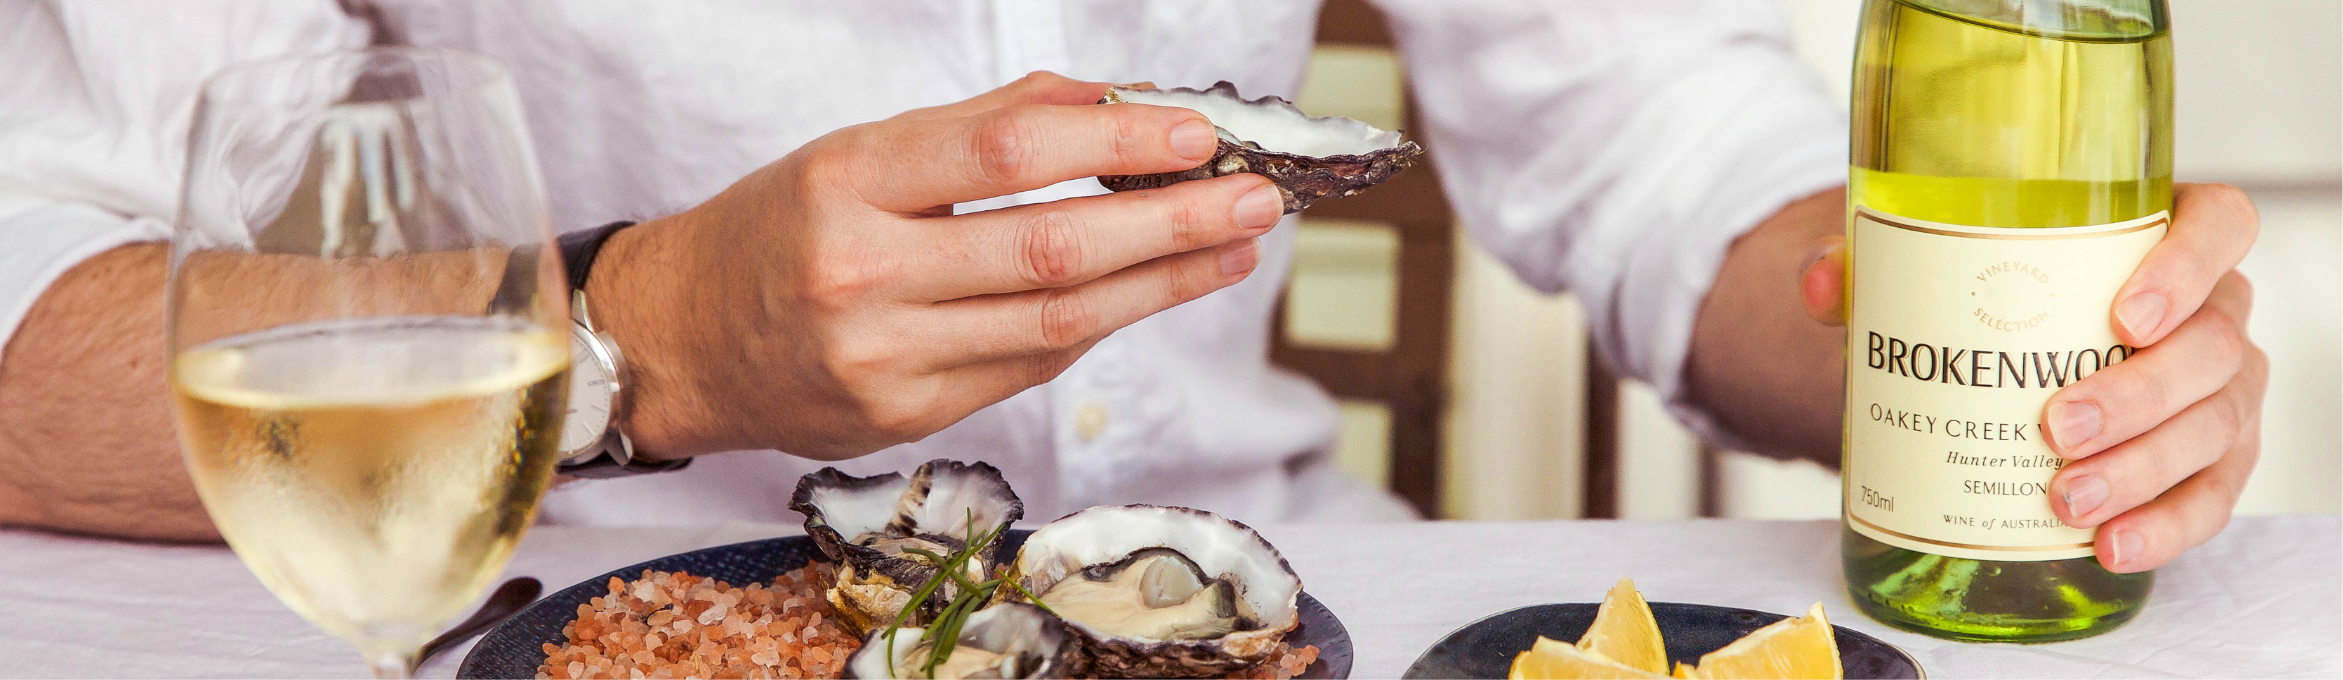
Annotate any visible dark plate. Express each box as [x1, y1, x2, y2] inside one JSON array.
[[1402, 602, 1923, 679], [460, 530, 1353, 678]]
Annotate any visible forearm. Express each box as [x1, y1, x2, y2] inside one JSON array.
[[0, 243, 218, 541], [1684, 187, 1847, 466]]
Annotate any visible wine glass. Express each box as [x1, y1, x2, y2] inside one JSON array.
[[168, 48, 568, 678]]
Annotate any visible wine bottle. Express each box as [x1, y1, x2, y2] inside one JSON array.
[[1841, 0, 2169, 642]]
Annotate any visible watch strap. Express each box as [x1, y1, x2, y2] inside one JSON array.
[[558, 220, 636, 295], [561, 437, 690, 478], [553, 220, 692, 478]]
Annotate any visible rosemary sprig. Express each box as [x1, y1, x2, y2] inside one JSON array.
[[923, 578, 1000, 674], [1002, 577, 1059, 617], [881, 510, 1005, 678], [917, 528, 1057, 617]]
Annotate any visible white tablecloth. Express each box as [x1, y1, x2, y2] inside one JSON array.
[[2, 516, 2335, 678]]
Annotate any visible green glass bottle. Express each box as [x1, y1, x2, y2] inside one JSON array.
[[1841, 0, 2169, 642]]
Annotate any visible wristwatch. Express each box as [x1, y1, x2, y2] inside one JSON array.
[[555, 221, 691, 478]]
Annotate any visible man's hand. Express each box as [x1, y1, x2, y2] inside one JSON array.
[[1801, 183, 2267, 573], [587, 72, 1283, 460]]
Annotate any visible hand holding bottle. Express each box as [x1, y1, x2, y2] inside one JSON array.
[[1802, 182, 2267, 574]]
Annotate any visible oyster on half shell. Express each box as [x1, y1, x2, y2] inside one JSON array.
[[1001, 505, 1303, 678], [845, 603, 1087, 679], [1098, 81, 1423, 213], [791, 459, 1024, 636]]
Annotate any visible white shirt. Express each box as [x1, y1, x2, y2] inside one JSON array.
[[0, 0, 1845, 528]]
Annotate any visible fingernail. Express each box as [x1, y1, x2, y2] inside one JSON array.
[[1234, 184, 1284, 230], [2117, 292, 2169, 341], [1170, 119, 1218, 160], [2047, 401, 2102, 454], [2061, 474, 2108, 522], [1799, 240, 1840, 273], [1220, 238, 1259, 276], [2105, 528, 2140, 570]]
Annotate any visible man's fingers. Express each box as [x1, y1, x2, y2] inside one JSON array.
[[905, 174, 1280, 299], [2087, 400, 2262, 573], [850, 101, 1219, 212], [927, 342, 1098, 422], [2111, 183, 2258, 346], [915, 238, 1260, 368], [2050, 349, 2266, 528], [891, 71, 1113, 123], [2043, 271, 2252, 458]]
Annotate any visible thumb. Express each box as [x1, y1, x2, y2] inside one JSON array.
[[1800, 236, 1848, 326]]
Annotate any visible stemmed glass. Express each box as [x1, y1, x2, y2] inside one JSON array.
[[168, 48, 568, 678]]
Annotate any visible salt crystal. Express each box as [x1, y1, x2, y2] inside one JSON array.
[[538, 564, 864, 680]]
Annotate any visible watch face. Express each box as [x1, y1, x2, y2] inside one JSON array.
[[562, 330, 616, 455]]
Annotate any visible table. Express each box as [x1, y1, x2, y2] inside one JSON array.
[[2, 516, 2335, 678]]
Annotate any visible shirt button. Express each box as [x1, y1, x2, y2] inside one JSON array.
[[1073, 402, 1109, 443]]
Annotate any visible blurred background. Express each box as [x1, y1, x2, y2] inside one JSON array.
[[1281, 0, 2340, 521]]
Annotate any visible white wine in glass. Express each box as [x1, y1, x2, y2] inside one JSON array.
[[169, 48, 568, 677]]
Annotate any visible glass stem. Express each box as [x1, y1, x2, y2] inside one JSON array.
[[366, 651, 414, 679]]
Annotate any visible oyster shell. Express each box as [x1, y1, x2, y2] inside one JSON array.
[[791, 459, 1024, 636], [1098, 81, 1423, 213], [845, 603, 1086, 679], [1002, 505, 1302, 678]]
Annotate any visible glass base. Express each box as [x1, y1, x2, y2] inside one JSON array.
[[365, 650, 413, 679], [1842, 525, 2151, 643]]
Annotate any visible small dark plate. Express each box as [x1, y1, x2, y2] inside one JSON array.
[[460, 530, 1353, 678], [1402, 602, 1923, 679]]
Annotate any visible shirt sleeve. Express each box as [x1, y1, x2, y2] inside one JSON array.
[[1374, 0, 1848, 449], [0, 1, 361, 357]]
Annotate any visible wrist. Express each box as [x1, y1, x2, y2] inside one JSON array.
[[579, 213, 720, 459]]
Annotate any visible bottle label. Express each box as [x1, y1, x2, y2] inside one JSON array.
[[1844, 207, 2167, 561]]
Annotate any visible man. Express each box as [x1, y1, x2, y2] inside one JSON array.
[[0, 0, 2262, 576]]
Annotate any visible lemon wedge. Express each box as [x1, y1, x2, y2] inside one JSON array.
[[1578, 578, 1669, 675], [1679, 603, 1842, 680], [1511, 635, 1667, 680]]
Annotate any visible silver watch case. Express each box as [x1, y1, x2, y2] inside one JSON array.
[[562, 289, 633, 467]]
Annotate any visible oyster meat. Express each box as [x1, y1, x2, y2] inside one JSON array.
[[845, 602, 1086, 679], [792, 459, 1024, 635], [1098, 81, 1423, 213], [1002, 505, 1302, 678]]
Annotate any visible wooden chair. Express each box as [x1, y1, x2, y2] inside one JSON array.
[[1280, 0, 1640, 520]]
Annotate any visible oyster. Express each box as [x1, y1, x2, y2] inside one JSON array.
[[1098, 81, 1423, 213], [845, 603, 1086, 679], [792, 459, 1024, 636], [1002, 505, 1303, 678]]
